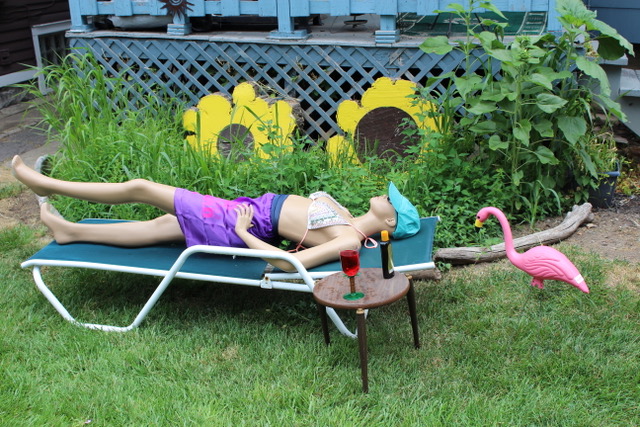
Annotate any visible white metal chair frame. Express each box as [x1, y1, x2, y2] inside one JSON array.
[[22, 243, 436, 337]]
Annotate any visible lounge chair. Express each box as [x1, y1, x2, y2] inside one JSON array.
[[21, 217, 438, 336]]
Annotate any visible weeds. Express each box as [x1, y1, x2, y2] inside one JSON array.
[[0, 183, 23, 199], [19, 52, 521, 249]]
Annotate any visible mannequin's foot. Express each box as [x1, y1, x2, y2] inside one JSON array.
[[40, 203, 72, 244], [11, 155, 53, 197]]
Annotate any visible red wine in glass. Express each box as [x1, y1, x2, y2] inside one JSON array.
[[340, 249, 363, 300], [340, 250, 360, 277]]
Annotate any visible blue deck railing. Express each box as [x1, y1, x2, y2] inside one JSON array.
[[68, 0, 560, 43]]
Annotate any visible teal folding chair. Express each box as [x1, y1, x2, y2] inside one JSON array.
[[22, 217, 439, 336]]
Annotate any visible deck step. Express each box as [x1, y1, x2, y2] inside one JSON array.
[[620, 68, 640, 97], [612, 66, 640, 137]]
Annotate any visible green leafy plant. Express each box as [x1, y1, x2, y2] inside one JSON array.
[[419, 0, 633, 222]]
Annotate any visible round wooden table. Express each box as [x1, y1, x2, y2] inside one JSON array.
[[313, 268, 420, 393]]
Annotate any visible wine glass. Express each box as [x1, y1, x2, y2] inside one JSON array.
[[340, 249, 364, 300]]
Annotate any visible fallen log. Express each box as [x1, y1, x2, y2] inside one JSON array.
[[434, 203, 594, 265]]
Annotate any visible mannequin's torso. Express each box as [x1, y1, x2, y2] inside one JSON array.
[[277, 194, 361, 249]]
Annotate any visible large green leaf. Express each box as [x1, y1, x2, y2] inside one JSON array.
[[596, 35, 630, 61], [477, 31, 501, 47], [547, 70, 574, 81], [470, 120, 497, 133], [534, 146, 559, 165], [420, 36, 453, 55], [513, 120, 532, 145], [488, 134, 508, 150], [480, 91, 507, 102], [467, 100, 497, 115], [487, 48, 515, 64], [536, 93, 567, 113], [512, 170, 524, 186], [557, 115, 587, 144], [540, 175, 557, 191], [533, 119, 554, 138], [577, 147, 598, 177], [505, 92, 519, 102], [478, 83, 506, 102], [590, 19, 634, 58], [575, 54, 611, 95], [454, 75, 483, 99], [479, 2, 507, 20], [556, 0, 596, 27], [527, 73, 553, 90]]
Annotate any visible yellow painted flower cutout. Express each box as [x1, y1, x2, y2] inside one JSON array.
[[183, 82, 300, 159], [326, 77, 438, 164]]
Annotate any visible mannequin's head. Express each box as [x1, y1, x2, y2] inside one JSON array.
[[387, 182, 420, 239]]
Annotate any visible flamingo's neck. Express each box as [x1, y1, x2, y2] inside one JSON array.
[[486, 208, 518, 260]]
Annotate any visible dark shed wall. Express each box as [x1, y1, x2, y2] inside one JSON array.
[[0, 0, 70, 76], [586, 0, 640, 44]]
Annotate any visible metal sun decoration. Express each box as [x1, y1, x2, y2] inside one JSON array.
[[159, 0, 193, 18]]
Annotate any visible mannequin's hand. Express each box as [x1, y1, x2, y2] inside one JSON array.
[[234, 203, 255, 234]]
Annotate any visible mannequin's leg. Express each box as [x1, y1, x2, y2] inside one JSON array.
[[12, 155, 176, 214], [41, 204, 185, 246]]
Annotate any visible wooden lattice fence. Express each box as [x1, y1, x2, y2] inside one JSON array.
[[69, 34, 495, 140]]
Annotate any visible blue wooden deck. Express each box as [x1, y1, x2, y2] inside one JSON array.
[[69, 0, 560, 43]]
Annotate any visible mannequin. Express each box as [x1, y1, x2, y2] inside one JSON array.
[[12, 155, 420, 272]]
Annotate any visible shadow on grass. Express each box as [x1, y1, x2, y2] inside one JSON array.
[[31, 267, 321, 332]]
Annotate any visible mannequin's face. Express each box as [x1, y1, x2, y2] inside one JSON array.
[[369, 195, 396, 223]]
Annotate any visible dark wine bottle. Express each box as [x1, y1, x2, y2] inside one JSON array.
[[380, 230, 395, 279]]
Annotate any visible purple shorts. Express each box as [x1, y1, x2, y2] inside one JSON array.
[[174, 189, 286, 248]]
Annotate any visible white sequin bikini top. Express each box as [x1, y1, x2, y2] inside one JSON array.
[[292, 191, 378, 251], [307, 191, 351, 229]]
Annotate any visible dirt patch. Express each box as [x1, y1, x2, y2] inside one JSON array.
[[0, 167, 40, 230], [516, 195, 640, 264], [0, 189, 40, 229]]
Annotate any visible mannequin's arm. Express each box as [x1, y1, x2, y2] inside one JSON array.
[[234, 204, 359, 272]]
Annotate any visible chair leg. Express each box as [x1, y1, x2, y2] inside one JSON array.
[[317, 303, 331, 345], [406, 276, 420, 349], [356, 308, 369, 393]]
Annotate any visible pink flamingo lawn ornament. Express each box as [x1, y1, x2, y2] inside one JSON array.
[[475, 207, 589, 293]]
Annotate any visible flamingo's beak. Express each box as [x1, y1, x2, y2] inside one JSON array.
[[574, 274, 590, 293], [475, 219, 484, 229]]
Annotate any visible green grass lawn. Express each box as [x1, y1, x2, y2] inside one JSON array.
[[1, 224, 639, 425]]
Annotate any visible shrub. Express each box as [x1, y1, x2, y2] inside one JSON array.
[[418, 0, 633, 222]]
